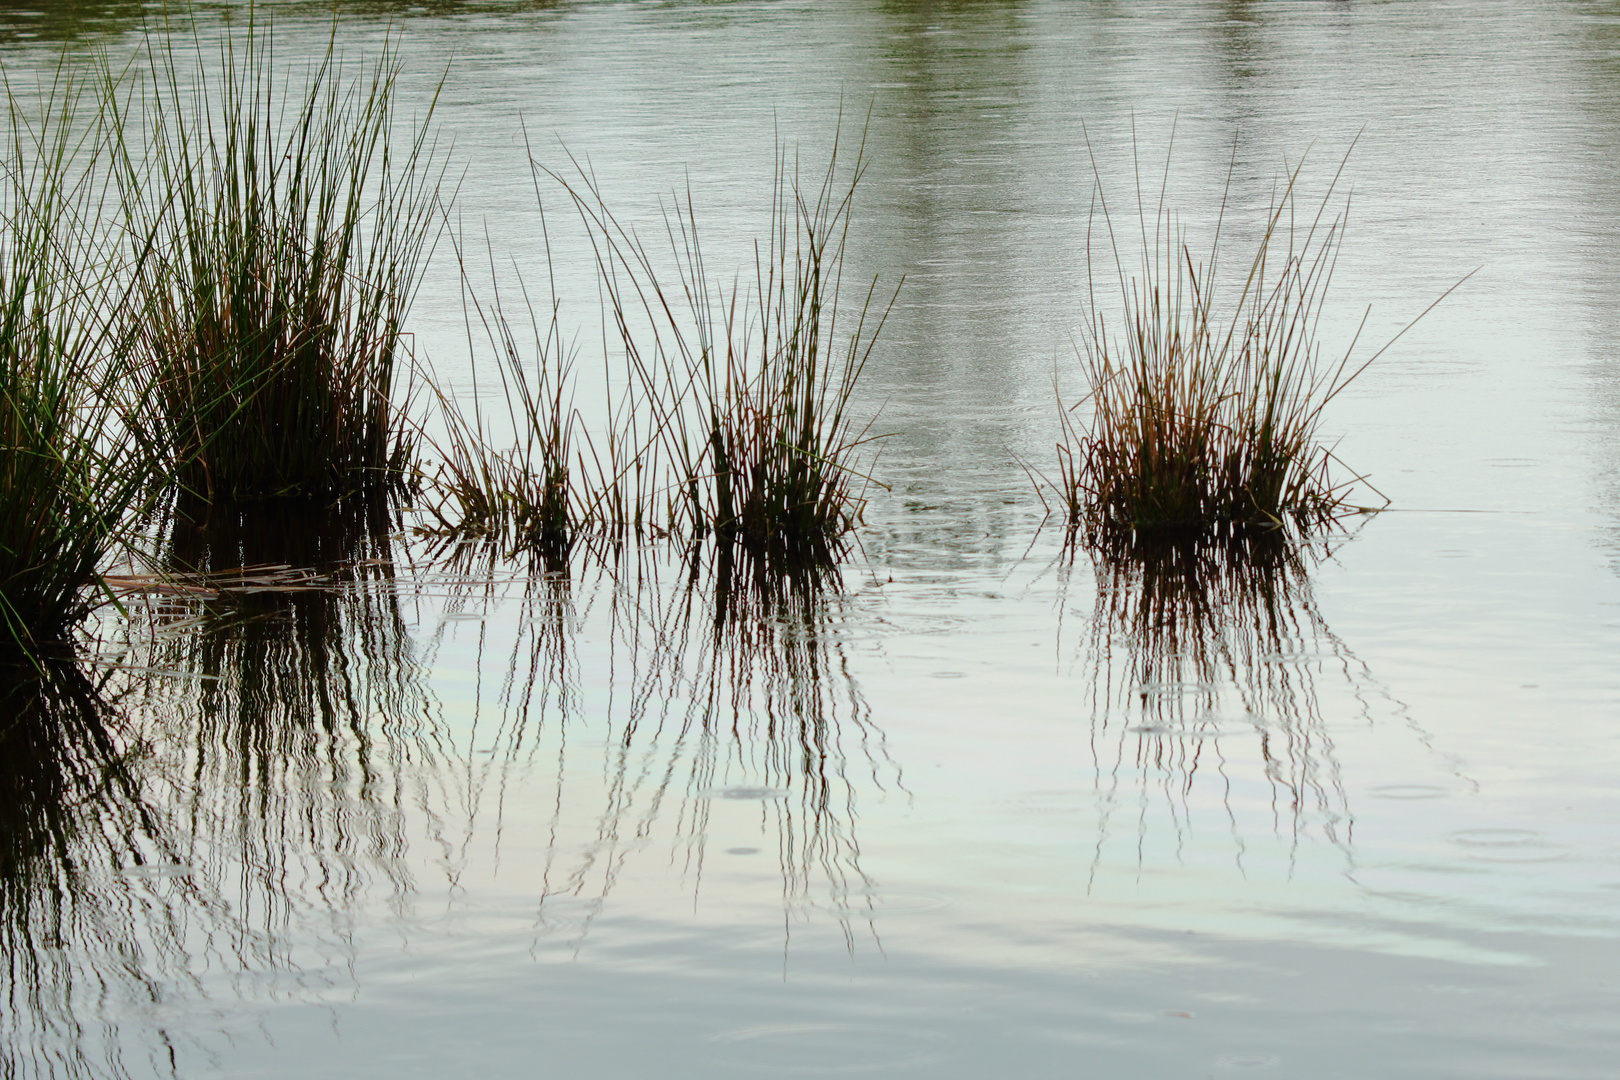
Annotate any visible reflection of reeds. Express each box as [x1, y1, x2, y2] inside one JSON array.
[[1087, 529, 1323, 720], [1081, 529, 1354, 848], [0, 661, 229, 1080], [123, 501, 433, 951], [434, 545, 893, 940], [648, 548, 881, 910]]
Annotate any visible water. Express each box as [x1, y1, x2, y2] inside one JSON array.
[[7, 2, 1620, 1077]]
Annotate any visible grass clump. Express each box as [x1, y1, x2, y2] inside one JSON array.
[[0, 61, 155, 656], [420, 126, 894, 566], [1052, 133, 1458, 539], [416, 218, 593, 562], [113, 15, 442, 504], [557, 124, 894, 563]]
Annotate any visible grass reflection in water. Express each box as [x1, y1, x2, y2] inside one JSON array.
[[148, 500, 431, 925], [97, 497, 439, 1022], [1077, 527, 1376, 863], [36, 513, 895, 1072], [0, 661, 241, 1080], [430, 541, 894, 945]]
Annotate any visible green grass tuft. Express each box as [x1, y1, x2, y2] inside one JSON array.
[[554, 120, 896, 563], [112, 13, 443, 504], [415, 215, 590, 561], [420, 122, 895, 567]]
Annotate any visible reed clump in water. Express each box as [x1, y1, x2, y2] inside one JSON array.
[[416, 220, 596, 562], [0, 61, 155, 655], [1053, 136, 1445, 539], [421, 129, 893, 565], [556, 126, 895, 563], [113, 16, 442, 505]]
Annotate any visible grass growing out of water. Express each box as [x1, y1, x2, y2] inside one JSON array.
[[416, 218, 594, 561], [424, 128, 894, 563], [420, 307, 575, 556], [416, 207, 672, 560], [558, 126, 895, 561], [113, 17, 442, 504], [0, 62, 154, 655], [1053, 136, 1448, 537]]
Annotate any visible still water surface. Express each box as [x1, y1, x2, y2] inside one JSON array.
[[7, 2, 1620, 1077]]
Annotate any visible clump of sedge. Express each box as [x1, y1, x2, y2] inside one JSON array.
[[0, 61, 155, 656], [557, 120, 895, 564], [113, 15, 442, 504], [1052, 132, 1459, 539]]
